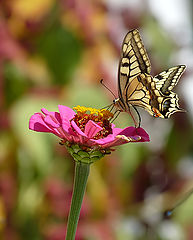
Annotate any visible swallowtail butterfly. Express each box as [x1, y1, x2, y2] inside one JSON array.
[[113, 29, 186, 126]]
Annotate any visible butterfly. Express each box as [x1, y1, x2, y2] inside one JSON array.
[[113, 29, 186, 127]]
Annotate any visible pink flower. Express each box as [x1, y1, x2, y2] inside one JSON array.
[[29, 105, 149, 149]]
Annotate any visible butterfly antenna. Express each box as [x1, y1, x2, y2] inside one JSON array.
[[164, 187, 193, 218], [100, 79, 117, 99]]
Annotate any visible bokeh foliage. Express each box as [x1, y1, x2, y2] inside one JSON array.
[[0, 0, 192, 239]]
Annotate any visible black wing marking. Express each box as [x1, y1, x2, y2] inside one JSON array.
[[153, 65, 186, 95], [127, 72, 185, 119]]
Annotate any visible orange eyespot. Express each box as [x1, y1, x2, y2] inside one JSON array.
[[152, 108, 161, 118]]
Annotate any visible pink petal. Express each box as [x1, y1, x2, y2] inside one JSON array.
[[42, 107, 73, 137], [84, 120, 103, 138], [93, 127, 149, 148], [117, 135, 141, 141], [118, 127, 150, 142], [44, 115, 60, 128], [112, 127, 124, 136], [71, 120, 87, 137], [97, 135, 137, 148], [93, 127, 134, 146], [112, 126, 137, 136], [41, 108, 51, 115], [41, 108, 62, 124], [58, 105, 75, 122], [93, 134, 115, 145], [29, 113, 54, 132], [29, 113, 63, 138], [58, 105, 76, 133], [136, 127, 150, 141]]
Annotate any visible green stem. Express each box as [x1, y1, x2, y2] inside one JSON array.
[[65, 162, 90, 240]]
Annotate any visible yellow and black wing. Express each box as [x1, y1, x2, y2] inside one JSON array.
[[152, 65, 186, 118], [153, 65, 186, 95], [125, 66, 186, 118], [117, 29, 186, 122], [118, 29, 151, 103]]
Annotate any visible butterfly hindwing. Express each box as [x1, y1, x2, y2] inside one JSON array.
[[153, 65, 186, 95], [159, 92, 182, 118], [152, 65, 186, 118]]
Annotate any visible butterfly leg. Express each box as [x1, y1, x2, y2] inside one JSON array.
[[132, 105, 141, 128], [127, 105, 141, 128], [110, 110, 121, 122], [100, 103, 114, 111], [108, 104, 115, 112]]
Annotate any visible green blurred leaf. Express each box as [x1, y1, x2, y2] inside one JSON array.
[[4, 62, 29, 106], [37, 24, 83, 85]]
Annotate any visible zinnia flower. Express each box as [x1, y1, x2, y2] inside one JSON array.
[[29, 105, 149, 154], [29, 105, 150, 240]]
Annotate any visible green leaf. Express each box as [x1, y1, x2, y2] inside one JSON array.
[[37, 25, 83, 85], [4, 62, 29, 106]]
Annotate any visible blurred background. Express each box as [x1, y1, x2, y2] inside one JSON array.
[[0, 0, 193, 239]]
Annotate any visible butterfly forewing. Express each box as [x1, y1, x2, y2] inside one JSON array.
[[118, 29, 151, 102], [121, 29, 151, 74]]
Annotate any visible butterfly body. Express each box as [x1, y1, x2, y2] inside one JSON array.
[[115, 29, 186, 126]]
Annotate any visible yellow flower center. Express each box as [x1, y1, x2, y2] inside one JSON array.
[[73, 106, 113, 119], [72, 106, 114, 139]]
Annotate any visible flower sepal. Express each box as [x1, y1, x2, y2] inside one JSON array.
[[64, 141, 109, 164]]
